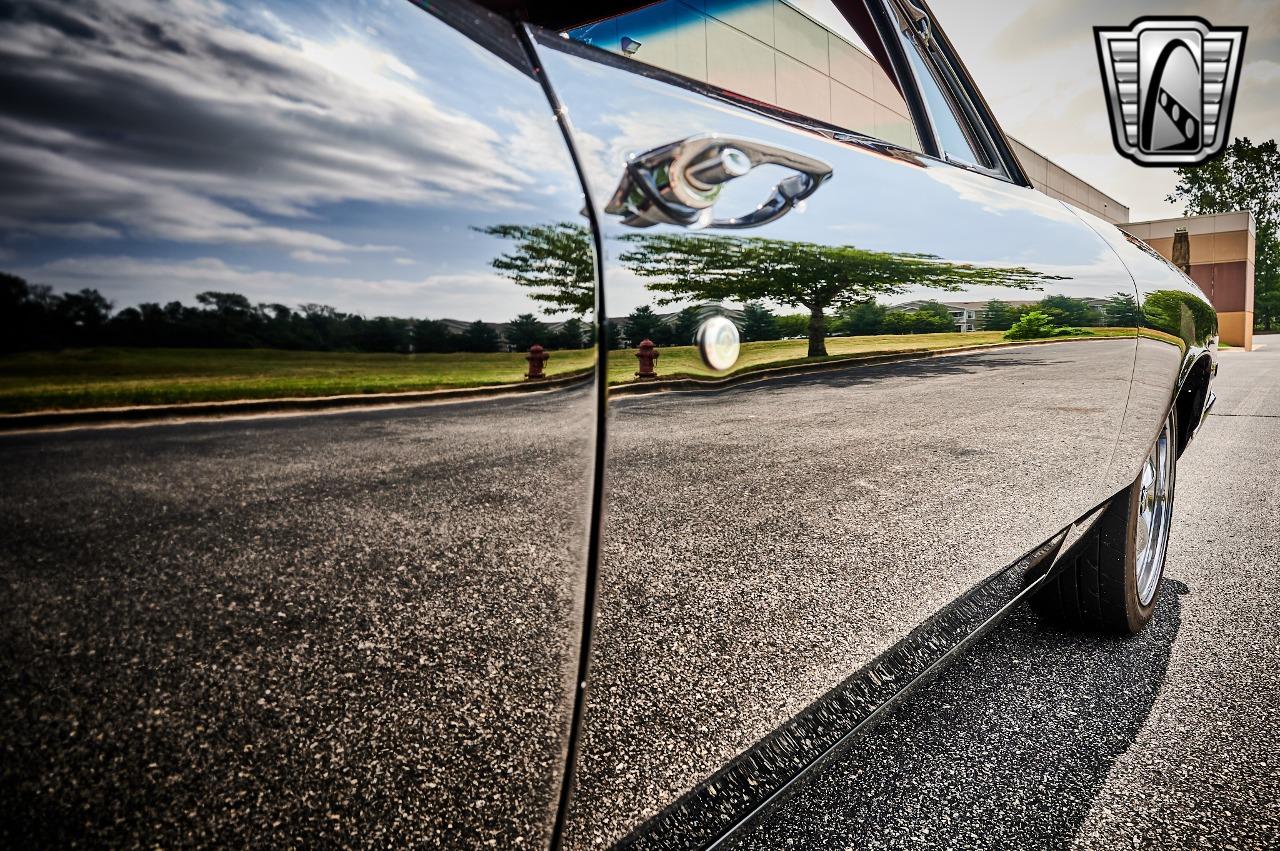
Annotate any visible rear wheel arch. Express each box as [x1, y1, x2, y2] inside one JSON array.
[[1174, 352, 1214, 456]]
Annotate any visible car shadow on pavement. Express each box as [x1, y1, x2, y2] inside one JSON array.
[[733, 580, 1188, 850]]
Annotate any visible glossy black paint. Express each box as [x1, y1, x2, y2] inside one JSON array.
[[0, 1, 596, 847], [0, 0, 1217, 848], [531, 14, 1151, 844]]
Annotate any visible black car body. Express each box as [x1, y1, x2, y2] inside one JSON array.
[[0, 0, 1216, 848]]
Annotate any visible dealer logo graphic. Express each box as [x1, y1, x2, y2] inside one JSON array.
[[1095, 17, 1246, 167]]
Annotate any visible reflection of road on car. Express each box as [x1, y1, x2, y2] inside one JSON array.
[[0, 1, 1217, 849]]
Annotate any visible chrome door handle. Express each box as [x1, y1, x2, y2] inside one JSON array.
[[604, 134, 833, 230]]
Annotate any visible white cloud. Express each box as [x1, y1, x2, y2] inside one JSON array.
[[0, 0, 562, 255], [14, 222, 122, 240], [290, 250, 349, 264]]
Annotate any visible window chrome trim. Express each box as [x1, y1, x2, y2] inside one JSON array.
[[871, 0, 1028, 184]]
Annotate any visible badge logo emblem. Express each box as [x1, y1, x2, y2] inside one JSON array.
[[1095, 17, 1246, 167]]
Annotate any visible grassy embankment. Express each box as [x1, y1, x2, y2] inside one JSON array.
[[0, 329, 1133, 414]]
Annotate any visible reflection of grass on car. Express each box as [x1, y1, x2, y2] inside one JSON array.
[[607, 332, 1001, 385], [0, 329, 1138, 414], [605, 328, 1135, 385], [0, 347, 596, 413]]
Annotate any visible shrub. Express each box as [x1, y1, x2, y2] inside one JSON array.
[[1004, 310, 1090, 341]]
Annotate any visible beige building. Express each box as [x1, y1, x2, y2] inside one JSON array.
[[568, 0, 918, 148], [1006, 139, 1129, 224]]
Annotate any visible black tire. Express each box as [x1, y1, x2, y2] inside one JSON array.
[[1033, 408, 1177, 634]]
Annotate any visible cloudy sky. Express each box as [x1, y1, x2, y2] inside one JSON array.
[[929, 0, 1280, 221], [0, 0, 584, 321], [5, 0, 1274, 323]]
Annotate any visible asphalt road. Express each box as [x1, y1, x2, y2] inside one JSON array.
[[735, 344, 1280, 850], [0, 386, 595, 849]]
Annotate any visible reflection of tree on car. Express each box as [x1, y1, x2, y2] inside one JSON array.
[[1141, 289, 1219, 348], [617, 232, 1061, 357], [476, 222, 595, 316]]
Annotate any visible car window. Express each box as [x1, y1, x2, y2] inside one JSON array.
[[888, 1, 999, 172], [562, 0, 920, 151]]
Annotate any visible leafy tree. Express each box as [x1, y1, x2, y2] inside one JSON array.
[[882, 302, 955, 334], [58, 288, 113, 334], [460, 320, 500, 352], [476, 222, 595, 316], [624, 304, 664, 346], [353, 316, 412, 353], [913, 301, 956, 329], [835, 299, 886, 336], [880, 311, 915, 334], [505, 313, 546, 351], [1038, 294, 1103, 327], [618, 233, 1054, 356], [554, 317, 587, 350], [1167, 137, 1280, 330], [1142, 289, 1218, 346], [0, 271, 27, 313], [669, 306, 702, 346], [775, 313, 810, 337], [740, 302, 779, 342], [588, 319, 624, 349], [1105, 291, 1141, 327], [982, 299, 1018, 331], [195, 291, 252, 315], [414, 319, 457, 353], [1, 273, 53, 350]]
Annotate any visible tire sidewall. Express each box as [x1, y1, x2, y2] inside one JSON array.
[[1121, 407, 1178, 632]]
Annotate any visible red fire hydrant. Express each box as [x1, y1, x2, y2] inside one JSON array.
[[525, 343, 549, 380], [635, 338, 659, 379]]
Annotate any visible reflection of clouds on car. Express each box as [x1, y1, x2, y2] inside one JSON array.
[[0, 0, 575, 317]]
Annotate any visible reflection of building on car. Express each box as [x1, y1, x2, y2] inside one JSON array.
[[567, 0, 920, 148], [1120, 212, 1259, 350], [577, 0, 1253, 348]]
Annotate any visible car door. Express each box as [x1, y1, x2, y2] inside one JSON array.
[[518, 1, 1142, 847], [0, 2, 594, 848]]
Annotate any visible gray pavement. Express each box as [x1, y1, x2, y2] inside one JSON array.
[[0, 388, 595, 849], [735, 344, 1280, 849]]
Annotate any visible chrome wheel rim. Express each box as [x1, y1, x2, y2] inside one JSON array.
[[1135, 411, 1175, 606]]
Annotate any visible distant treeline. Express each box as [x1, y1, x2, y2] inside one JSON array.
[[2, 271, 1147, 355], [622, 293, 1142, 344], [0, 273, 591, 354]]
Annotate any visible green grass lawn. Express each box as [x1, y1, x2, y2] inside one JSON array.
[[0, 347, 595, 413], [0, 329, 1131, 414]]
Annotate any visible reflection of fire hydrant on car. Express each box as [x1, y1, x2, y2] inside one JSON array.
[[635, 338, 659, 380], [525, 343, 549, 380]]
